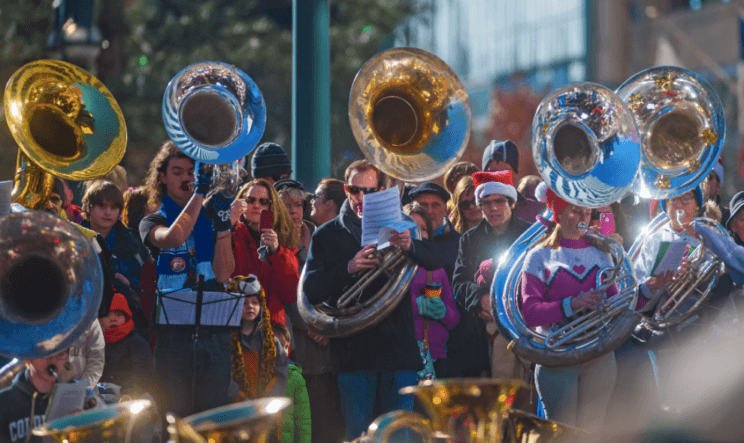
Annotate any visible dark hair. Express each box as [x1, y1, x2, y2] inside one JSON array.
[[317, 178, 346, 213], [444, 161, 479, 195], [144, 140, 193, 208], [52, 178, 67, 206], [122, 187, 151, 229], [403, 202, 433, 239], [344, 160, 386, 188], [272, 323, 291, 348], [82, 180, 125, 218]]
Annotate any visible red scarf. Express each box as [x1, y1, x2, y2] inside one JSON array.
[[104, 319, 134, 344]]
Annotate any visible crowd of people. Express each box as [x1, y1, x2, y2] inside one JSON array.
[[2, 133, 744, 443]]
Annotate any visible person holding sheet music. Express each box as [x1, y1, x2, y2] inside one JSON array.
[[302, 160, 441, 439], [139, 140, 235, 416]]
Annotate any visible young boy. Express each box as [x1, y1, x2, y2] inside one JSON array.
[[228, 275, 287, 402], [275, 324, 311, 443]]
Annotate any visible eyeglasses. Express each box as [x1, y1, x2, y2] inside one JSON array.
[[668, 194, 695, 206], [346, 185, 379, 195], [458, 198, 477, 210], [479, 197, 509, 208], [246, 197, 271, 206]]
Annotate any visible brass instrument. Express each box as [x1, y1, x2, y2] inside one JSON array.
[[356, 379, 585, 443], [0, 211, 104, 358], [163, 61, 266, 197], [298, 47, 471, 338], [4, 60, 127, 209], [166, 397, 291, 443], [32, 399, 152, 443]]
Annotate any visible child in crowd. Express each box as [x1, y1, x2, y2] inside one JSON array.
[[98, 293, 156, 401], [274, 324, 311, 443], [229, 275, 288, 402], [404, 203, 460, 380]]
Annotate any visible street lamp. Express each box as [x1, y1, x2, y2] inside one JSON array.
[[47, 0, 101, 69]]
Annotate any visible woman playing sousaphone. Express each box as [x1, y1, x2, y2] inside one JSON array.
[[520, 183, 619, 434]]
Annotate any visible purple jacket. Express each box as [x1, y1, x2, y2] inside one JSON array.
[[410, 268, 460, 358]]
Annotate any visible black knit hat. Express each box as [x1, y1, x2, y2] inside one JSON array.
[[482, 139, 519, 173], [251, 142, 292, 179], [727, 191, 744, 230]]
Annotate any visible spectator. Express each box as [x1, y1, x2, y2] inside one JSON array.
[[708, 158, 729, 224], [123, 186, 154, 239], [482, 139, 545, 223], [98, 293, 155, 400], [230, 179, 300, 326], [727, 192, 744, 246], [404, 203, 460, 380], [275, 179, 315, 266], [251, 142, 292, 185], [0, 349, 70, 443], [275, 324, 311, 443], [449, 176, 483, 234], [310, 178, 346, 227], [140, 140, 235, 416], [452, 171, 531, 378], [229, 276, 288, 401], [517, 175, 542, 201], [67, 320, 105, 390], [54, 177, 84, 223], [302, 160, 441, 438], [409, 182, 459, 277], [443, 161, 479, 196]]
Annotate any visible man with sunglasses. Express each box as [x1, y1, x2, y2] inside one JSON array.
[[451, 171, 531, 378], [303, 160, 441, 439]]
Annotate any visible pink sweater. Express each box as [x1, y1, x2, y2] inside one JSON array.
[[521, 238, 617, 328]]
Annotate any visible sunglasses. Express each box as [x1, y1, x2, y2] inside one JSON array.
[[346, 185, 379, 195], [458, 198, 477, 210], [311, 193, 329, 202], [246, 197, 271, 206]]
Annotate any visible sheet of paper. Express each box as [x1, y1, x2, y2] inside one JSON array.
[[45, 381, 87, 421], [650, 240, 688, 277], [155, 291, 245, 326], [361, 187, 403, 247], [377, 220, 418, 249]]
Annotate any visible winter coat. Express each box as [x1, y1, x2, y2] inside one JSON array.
[[428, 217, 461, 280], [0, 370, 50, 443], [231, 222, 301, 326], [280, 363, 311, 443], [100, 332, 155, 399], [303, 200, 441, 373], [68, 320, 106, 389]]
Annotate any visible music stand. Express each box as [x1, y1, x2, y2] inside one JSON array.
[[154, 276, 247, 413]]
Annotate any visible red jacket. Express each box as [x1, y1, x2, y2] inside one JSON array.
[[231, 222, 300, 325]]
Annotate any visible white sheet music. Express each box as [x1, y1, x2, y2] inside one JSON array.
[[155, 291, 245, 326], [361, 187, 403, 248]]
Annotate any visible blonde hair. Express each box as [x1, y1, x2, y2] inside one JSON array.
[[449, 176, 476, 234], [236, 179, 299, 249]]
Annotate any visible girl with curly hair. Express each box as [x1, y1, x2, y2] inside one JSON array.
[[230, 179, 300, 326]]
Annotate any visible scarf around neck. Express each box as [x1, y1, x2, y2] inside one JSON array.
[[156, 194, 216, 290], [104, 319, 134, 344]]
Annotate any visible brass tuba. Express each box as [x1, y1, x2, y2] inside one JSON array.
[[4, 60, 127, 209], [162, 61, 266, 197], [0, 211, 104, 359], [298, 48, 471, 337], [355, 379, 586, 443]]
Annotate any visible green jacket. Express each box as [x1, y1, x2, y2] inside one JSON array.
[[281, 363, 311, 443]]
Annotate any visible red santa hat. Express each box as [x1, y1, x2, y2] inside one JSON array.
[[473, 171, 518, 205], [535, 182, 570, 222], [712, 157, 724, 183]]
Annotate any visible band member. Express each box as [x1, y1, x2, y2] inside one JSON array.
[[0, 349, 70, 443], [302, 160, 440, 439], [140, 140, 235, 416], [521, 187, 617, 433], [452, 171, 530, 378], [726, 191, 744, 246]]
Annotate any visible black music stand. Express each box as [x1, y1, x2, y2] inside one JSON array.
[[154, 276, 246, 414]]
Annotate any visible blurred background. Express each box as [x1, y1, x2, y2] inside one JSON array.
[[1, 0, 743, 200]]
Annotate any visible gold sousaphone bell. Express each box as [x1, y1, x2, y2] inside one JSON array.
[[4, 59, 127, 209]]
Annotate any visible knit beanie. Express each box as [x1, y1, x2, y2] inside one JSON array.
[[472, 170, 518, 205], [482, 140, 519, 173], [251, 143, 292, 179]]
